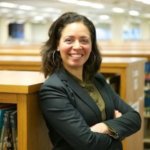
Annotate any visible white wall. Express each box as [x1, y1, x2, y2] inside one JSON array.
[[0, 17, 9, 44], [31, 23, 50, 43]]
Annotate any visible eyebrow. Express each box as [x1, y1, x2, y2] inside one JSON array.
[[63, 35, 90, 39]]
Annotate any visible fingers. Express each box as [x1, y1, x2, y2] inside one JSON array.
[[90, 123, 109, 134], [114, 110, 122, 118]]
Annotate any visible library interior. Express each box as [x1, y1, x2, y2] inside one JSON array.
[[0, 0, 149, 149]]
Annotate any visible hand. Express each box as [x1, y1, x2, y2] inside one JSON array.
[[114, 110, 122, 118], [90, 122, 109, 134]]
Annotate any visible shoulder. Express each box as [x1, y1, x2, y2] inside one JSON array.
[[40, 72, 65, 91], [94, 72, 107, 84], [44, 73, 62, 86]]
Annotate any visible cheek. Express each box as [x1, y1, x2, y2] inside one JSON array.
[[60, 46, 69, 54], [59, 46, 69, 58], [58, 42, 71, 52], [84, 45, 92, 55]]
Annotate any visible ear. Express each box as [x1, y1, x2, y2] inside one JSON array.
[[57, 46, 60, 51]]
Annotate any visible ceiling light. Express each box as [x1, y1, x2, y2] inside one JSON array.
[[134, 0, 150, 4], [58, 0, 78, 4], [0, 2, 17, 8], [58, 0, 104, 9], [142, 0, 150, 4], [129, 10, 139, 16], [134, 0, 142, 2], [42, 8, 61, 13], [77, 1, 104, 9], [33, 16, 45, 21], [112, 7, 125, 13], [18, 5, 35, 10], [99, 15, 110, 20]]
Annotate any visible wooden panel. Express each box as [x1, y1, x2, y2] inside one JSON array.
[[0, 93, 17, 103], [0, 71, 44, 93]]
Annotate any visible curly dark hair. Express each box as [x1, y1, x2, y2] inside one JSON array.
[[41, 12, 102, 80]]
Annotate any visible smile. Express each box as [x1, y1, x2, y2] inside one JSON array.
[[69, 54, 83, 59]]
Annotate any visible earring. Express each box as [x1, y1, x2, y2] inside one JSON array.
[[52, 50, 57, 65]]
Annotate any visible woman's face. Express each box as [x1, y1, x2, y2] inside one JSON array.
[[57, 22, 92, 72]]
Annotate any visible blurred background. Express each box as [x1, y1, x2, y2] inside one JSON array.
[[0, 0, 149, 45]]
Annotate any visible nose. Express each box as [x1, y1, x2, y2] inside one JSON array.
[[73, 40, 81, 49]]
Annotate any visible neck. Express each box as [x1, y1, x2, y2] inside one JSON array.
[[64, 66, 83, 81]]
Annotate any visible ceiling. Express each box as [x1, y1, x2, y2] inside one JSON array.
[[0, 0, 150, 24]]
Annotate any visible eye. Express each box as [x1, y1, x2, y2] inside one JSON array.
[[80, 38, 90, 44], [64, 38, 73, 44]]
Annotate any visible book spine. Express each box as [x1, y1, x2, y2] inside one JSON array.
[[10, 111, 17, 150]]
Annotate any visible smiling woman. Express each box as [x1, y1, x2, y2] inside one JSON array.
[[39, 12, 141, 150], [57, 22, 92, 79]]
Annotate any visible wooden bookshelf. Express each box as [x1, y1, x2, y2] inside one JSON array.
[[0, 49, 40, 56], [101, 50, 150, 150], [98, 41, 150, 51], [0, 56, 146, 150], [0, 55, 41, 71], [101, 57, 146, 150], [101, 57, 146, 100], [101, 50, 150, 61], [0, 71, 52, 150], [0, 44, 40, 56]]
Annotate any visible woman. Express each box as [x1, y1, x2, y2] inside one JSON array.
[[39, 12, 141, 150]]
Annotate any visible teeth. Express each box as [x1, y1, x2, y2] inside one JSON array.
[[70, 54, 82, 58]]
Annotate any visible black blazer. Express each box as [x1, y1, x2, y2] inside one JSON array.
[[39, 68, 141, 150]]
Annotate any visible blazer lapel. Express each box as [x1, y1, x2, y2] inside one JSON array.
[[93, 77, 114, 119], [57, 69, 101, 122]]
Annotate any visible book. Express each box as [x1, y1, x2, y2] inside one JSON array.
[[0, 105, 16, 150], [0, 105, 16, 136], [10, 111, 17, 150]]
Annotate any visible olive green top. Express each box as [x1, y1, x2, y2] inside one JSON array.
[[78, 80, 106, 121], [69, 72, 106, 121]]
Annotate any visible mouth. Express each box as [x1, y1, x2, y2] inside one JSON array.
[[69, 53, 83, 59]]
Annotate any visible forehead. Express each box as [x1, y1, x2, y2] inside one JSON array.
[[61, 22, 91, 37]]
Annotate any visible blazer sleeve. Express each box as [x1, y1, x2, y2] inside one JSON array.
[[97, 74, 141, 140], [39, 77, 122, 150]]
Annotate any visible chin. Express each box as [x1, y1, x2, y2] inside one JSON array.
[[70, 64, 83, 68]]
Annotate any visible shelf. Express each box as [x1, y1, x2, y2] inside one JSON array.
[[144, 86, 150, 91], [144, 138, 150, 144], [0, 71, 52, 150], [144, 114, 150, 118], [144, 109, 150, 118]]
